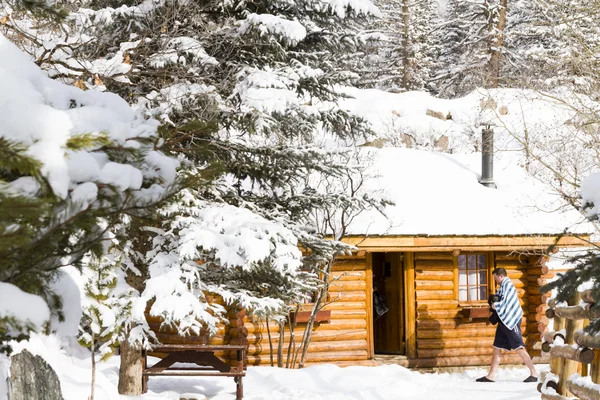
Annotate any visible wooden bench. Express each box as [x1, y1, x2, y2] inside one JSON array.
[[142, 343, 246, 399]]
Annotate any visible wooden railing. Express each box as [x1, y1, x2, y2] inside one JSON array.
[[539, 290, 600, 400]]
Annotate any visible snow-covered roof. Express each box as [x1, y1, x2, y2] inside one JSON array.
[[346, 147, 593, 236]]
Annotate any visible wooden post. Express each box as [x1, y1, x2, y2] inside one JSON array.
[[550, 315, 564, 375], [592, 350, 600, 384], [366, 253, 374, 359], [404, 252, 416, 359], [141, 348, 148, 394], [582, 319, 590, 377], [558, 292, 583, 396]]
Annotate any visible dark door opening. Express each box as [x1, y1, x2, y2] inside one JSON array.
[[372, 252, 405, 354]]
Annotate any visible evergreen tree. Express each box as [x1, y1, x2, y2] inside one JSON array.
[[432, 0, 508, 97], [0, 32, 181, 350], [1, 0, 389, 385], [357, 0, 437, 91], [505, 0, 600, 93], [0, 0, 384, 309], [78, 250, 133, 400]]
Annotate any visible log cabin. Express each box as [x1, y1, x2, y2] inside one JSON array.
[[153, 146, 593, 369]]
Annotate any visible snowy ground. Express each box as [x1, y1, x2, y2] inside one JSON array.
[[0, 335, 545, 400], [111, 360, 545, 400]]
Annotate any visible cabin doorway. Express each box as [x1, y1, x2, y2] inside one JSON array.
[[372, 252, 405, 354]]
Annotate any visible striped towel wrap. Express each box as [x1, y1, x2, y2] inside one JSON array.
[[493, 277, 523, 330]]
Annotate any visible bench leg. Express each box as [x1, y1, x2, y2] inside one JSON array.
[[142, 349, 148, 394], [235, 376, 243, 400]]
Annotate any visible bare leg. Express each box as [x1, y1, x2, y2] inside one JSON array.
[[486, 347, 502, 380], [516, 348, 538, 377]]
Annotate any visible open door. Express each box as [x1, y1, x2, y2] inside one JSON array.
[[372, 253, 405, 354]]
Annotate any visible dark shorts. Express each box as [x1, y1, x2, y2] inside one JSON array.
[[493, 321, 524, 351]]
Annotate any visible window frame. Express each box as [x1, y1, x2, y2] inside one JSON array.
[[454, 251, 494, 305]]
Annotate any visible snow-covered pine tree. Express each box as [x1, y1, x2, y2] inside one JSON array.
[[432, 0, 508, 97], [78, 251, 132, 400], [0, 31, 180, 349], [357, 0, 437, 91], [504, 0, 600, 93], [542, 171, 600, 333], [2, 0, 390, 383]]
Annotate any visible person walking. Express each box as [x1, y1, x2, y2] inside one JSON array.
[[476, 267, 539, 383]]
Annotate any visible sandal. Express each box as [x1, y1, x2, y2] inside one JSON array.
[[476, 376, 495, 382], [523, 376, 538, 383]]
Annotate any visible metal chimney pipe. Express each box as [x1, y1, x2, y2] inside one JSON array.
[[479, 126, 496, 188]]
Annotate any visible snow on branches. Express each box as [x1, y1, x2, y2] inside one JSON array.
[[141, 189, 315, 336], [0, 32, 179, 344]]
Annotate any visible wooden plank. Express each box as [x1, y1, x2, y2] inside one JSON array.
[[566, 377, 600, 400], [415, 290, 453, 300], [329, 308, 367, 319], [330, 270, 367, 281], [417, 319, 491, 330], [320, 301, 366, 311], [328, 280, 367, 292], [418, 337, 495, 349], [507, 270, 527, 280], [314, 318, 367, 331], [404, 252, 417, 359], [463, 307, 492, 319], [331, 259, 366, 271], [495, 252, 526, 261], [342, 235, 591, 250], [366, 253, 374, 359], [293, 310, 331, 323], [559, 292, 584, 397], [415, 270, 454, 280], [418, 347, 498, 358], [415, 260, 454, 270], [155, 333, 226, 345], [416, 300, 459, 311], [417, 318, 526, 330], [328, 291, 367, 302], [417, 328, 497, 339], [592, 350, 600, 384], [416, 309, 463, 320], [151, 344, 245, 351], [246, 339, 367, 356], [144, 371, 244, 377], [414, 252, 453, 261], [246, 329, 367, 344], [305, 350, 369, 362], [415, 280, 454, 290], [148, 323, 226, 335]]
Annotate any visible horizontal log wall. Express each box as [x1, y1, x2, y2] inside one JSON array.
[[524, 254, 554, 357], [145, 250, 552, 369], [415, 252, 493, 364], [233, 254, 371, 366], [413, 251, 547, 367]]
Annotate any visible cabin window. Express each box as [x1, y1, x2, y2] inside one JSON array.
[[457, 254, 488, 302]]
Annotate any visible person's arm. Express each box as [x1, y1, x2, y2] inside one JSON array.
[[493, 281, 507, 311]]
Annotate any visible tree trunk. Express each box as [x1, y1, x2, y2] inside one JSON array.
[[277, 319, 285, 368], [486, 0, 507, 88], [298, 261, 333, 368], [287, 304, 299, 368], [90, 334, 95, 400], [401, 0, 411, 89], [266, 315, 274, 367], [118, 337, 143, 395]]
